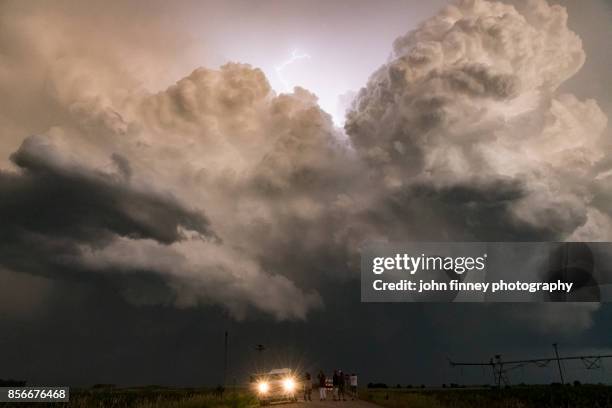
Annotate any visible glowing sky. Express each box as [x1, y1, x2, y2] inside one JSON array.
[[146, 0, 448, 124], [139, 0, 612, 127]]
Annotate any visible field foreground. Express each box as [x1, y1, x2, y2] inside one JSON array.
[[3, 385, 612, 408], [0, 388, 378, 408], [2, 387, 254, 408], [364, 385, 612, 408]]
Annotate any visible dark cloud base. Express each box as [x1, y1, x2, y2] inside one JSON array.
[[0, 136, 214, 284], [1, 277, 609, 387]]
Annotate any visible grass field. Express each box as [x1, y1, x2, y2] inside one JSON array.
[[364, 385, 612, 408], [3, 384, 611, 407], [1, 387, 257, 408]]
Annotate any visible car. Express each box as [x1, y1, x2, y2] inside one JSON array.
[[251, 368, 299, 405]]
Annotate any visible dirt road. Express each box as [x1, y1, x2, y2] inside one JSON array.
[[275, 399, 380, 408]]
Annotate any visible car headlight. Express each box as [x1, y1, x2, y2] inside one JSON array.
[[283, 378, 296, 392], [258, 382, 269, 394]]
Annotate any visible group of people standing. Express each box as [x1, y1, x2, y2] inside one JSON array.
[[302, 370, 357, 401]]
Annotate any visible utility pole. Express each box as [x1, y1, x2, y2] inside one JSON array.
[[223, 331, 229, 389], [255, 344, 266, 372], [553, 343, 564, 385], [496, 355, 502, 389]]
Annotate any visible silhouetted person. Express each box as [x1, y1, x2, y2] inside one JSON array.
[[303, 372, 312, 401], [338, 369, 346, 401], [318, 370, 327, 400], [332, 369, 339, 400], [350, 373, 358, 399]]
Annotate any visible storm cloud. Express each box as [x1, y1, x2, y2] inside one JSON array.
[[346, 0, 608, 239], [3, 135, 213, 245], [0, 0, 609, 329]]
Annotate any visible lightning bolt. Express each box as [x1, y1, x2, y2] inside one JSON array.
[[275, 49, 311, 91]]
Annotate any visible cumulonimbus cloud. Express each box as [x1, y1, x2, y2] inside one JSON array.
[[346, 0, 608, 241], [0, 0, 608, 325]]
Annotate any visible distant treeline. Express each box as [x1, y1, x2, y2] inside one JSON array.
[[367, 383, 428, 389], [367, 382, 595, 389]]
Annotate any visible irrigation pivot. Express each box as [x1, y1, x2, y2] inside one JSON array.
[[449, 344, 612, 388]]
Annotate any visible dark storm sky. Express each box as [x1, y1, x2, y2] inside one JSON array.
[[1, 0, 612, 387]]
